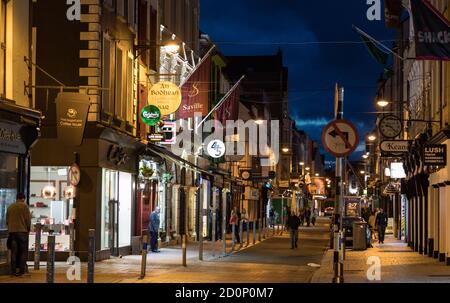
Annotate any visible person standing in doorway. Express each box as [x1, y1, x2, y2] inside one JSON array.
[[229, 208, 240, 243], [376, 208, 388, 244], [6, 193, 31, 276], [148, 207, 161, 252]]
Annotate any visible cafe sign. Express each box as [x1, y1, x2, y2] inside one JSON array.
[[380, 140, 410, 154], [55, 92, 90, 147], [423, 144, 447, 166], [148, 81, 182, 116]]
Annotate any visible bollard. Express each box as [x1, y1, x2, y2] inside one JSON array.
[[231, 224, 236, 251], [182, 234, 187, 267], [239, 220, 244, 249], [212, 211, 216, 257], [258, 218, 262, 242], [87, 229, 95, 283], [246, 221, 250, 247], [253, 221, 256, 245], [139, 235, 148, 279], [46, 233, 55, 283], [34, 223, 42, 270], [69, 222, 75, 257]]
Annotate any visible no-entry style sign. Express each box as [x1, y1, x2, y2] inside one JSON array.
[[322, 119, 359, 157]]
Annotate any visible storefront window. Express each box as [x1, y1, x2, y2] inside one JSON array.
[[0, 152, 18, 231], [29, 166, 72, 252], [101, 169, 132, 251]]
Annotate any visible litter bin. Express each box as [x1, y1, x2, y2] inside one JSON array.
[[352, 222, 367, 250]]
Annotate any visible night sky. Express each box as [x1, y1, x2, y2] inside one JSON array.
[[200, 0, 397, 162]]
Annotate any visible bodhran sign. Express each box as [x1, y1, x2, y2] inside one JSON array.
[[148, 81, 182, 116], [56, 92, 90, 146]]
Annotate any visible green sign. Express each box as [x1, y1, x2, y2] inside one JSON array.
[[141, 105, 161, 126]]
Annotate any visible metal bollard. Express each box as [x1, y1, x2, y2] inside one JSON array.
[[231, 224, 236, 251], [87, 229, 95, 283], [182, 234, 187, 267], [69, 222, 75, 257], [258, 218, 262, 242], [239, 221, 244, 249], [46, 233, 55, 283], [34, 223, 42, 270], [139, 235, 148, 279], [253, 221, 256, 245], [246, 221, 250, 247]]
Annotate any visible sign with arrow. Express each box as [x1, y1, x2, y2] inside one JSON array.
[[322, 119, 359, 157]]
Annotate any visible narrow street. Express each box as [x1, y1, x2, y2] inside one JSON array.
[[0, 218, 331, 283]]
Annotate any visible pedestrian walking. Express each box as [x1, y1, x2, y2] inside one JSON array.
[[368, 210, 377, 242], [148, 207, 161, 252], [305, 208, 311, 227], [269, 207, 275, 228], [287, 212, 301, 249], [229, 208, 240, 243], [6, 193, 31, 276], [375, 208, 388, 244]]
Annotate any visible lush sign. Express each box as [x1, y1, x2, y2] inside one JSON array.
[[148, 81, 182, 116], [423, 144, 447, 166], [141, 105, 161, 126]]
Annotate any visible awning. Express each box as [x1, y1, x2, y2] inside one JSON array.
[[144, 143, 214, 177]]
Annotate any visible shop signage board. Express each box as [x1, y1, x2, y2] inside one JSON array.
[[206, 140, 226, 158], [147, 133, 164, 142], [423, 144, 447, 166], [158, 121, 177, 145], [140, 105, 161, 126], [380, 140, 410, 154], [148, 81, 182, 116], [55, 92, 90, 147], [0, 120, 25, 154], [322, 119, 359, 157]]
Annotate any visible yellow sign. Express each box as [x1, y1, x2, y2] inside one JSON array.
[[148, 81, 182, 115]]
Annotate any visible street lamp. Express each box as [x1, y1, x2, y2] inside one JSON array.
[[376, 99, 390, 107], [367, 134, 377, 141], [282, 147, 289, 153], [315, 173, 319, 177]]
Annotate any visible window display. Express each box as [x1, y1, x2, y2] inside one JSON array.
[[29, 166, 73, 252]]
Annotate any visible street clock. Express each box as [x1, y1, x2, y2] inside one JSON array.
[[378, 115, 402, 138]]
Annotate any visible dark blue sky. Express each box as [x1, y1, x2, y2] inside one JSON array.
[[200, 0, 397, 161]]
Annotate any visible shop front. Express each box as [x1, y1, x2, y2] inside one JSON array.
[[0, 100, 41, 274], [30, 126, 142, 261]]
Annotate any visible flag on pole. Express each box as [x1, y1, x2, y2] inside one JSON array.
[[177, 50, 213, 119], [215, 85, 240, 126], [410, 0, 450, 61], [357, 30, 390, 66]]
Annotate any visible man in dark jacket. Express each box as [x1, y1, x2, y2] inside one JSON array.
[[287, 213, 301, 249], [6, 193, 31, 276], [375, 208, 388, 244], [148, 207, 161, 252]]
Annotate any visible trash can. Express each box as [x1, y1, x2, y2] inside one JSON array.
[[352, 222, 368, 250]]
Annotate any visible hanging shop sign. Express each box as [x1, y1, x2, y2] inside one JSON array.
[[380, 140, 410, 154], [148, 81, 182, 116], [55, 92, 90, 146], [147, 133, 164, 142], [322, 119, 359, 157], [207, 140, 226, 158], [141, 105, 161, 126], [423, 144, 447, 166], [240, 170, 252, 180], [159, 121, 177, 145], [68, 163, 81, 186], [411, 0, 450, 61]]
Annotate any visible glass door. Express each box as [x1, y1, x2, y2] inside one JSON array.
[[101, 169, 118, 253]]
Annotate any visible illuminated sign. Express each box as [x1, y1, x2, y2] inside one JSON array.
[[148, 81, 182, 116], [141, 105, 161, 126]]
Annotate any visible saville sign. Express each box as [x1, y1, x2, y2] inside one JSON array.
[[380, 140, 409, 154], [148, 81, 182, 116]]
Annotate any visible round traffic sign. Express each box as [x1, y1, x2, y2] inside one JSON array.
[[322, 119, 359, 157]]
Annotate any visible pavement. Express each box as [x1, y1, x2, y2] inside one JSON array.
[[0, 219, 330, 283], [311, 234, 450, 283]]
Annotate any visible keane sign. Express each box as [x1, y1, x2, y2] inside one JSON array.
[[423, 144, 447, 166], [148, 81, 182, 116], [380, 140, 409, 154]]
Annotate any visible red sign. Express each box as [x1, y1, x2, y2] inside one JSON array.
[[322, 119, 359, 158]]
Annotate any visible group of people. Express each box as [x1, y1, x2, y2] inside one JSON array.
[[363, 207, 388, 244]]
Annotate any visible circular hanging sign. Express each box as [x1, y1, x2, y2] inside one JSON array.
[[322, 119, 359, 158], [148, 81, 182, 116], [141, 105, 161, 126], [68, 163, 81, 186], [207, 140, 226, 158]]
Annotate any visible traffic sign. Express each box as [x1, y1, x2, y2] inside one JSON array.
[[322, 119, 359, 157]]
